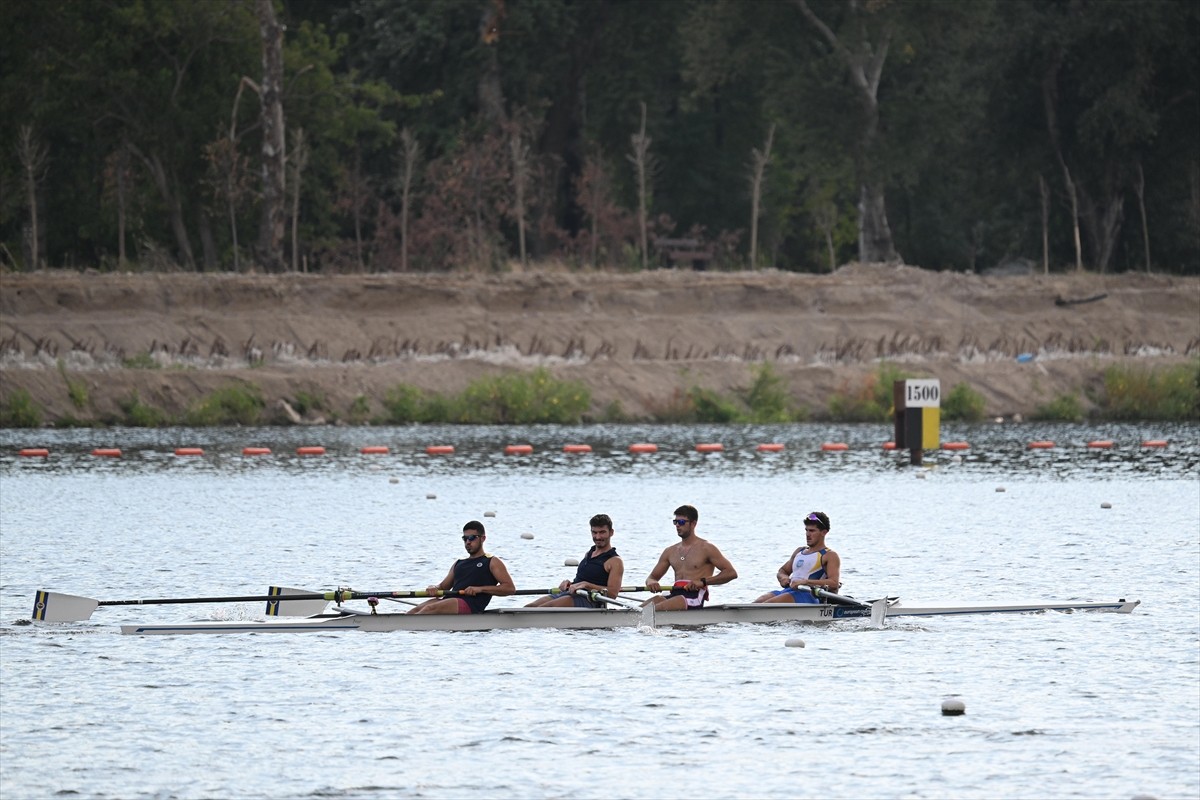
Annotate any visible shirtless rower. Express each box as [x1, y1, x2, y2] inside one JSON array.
[[644, 504, 737, 610]]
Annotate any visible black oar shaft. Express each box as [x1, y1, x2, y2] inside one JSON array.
[[93, 585, 660, 608]]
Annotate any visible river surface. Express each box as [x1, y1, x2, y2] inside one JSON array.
[[1, 422, 1197, 800]]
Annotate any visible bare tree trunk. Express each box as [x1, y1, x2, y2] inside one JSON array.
[[129, 145, 195, 268], [627, 102, 652, 269], [1064, 165, 1083, 272], [255, 0, 286, 272], [17, 125, 48, 271], [748, 123, 774, 270], [1042, 56, 1083, 272], [197, 209, 217, 271], [1038, 173, 1050, 274], [509, 125, 529, 268], [353, 146, 365, 272], [813, 201, 837, 272], [399, 128, 419, 273], [795, 0, 898, 264], [116, 141, 129, 268], [1133, 160, 1150, 273], [288, 127, 308, 274]]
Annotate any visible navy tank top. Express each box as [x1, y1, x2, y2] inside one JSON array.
[[575, 547, 619, 587], [452, 554, 498, 613]]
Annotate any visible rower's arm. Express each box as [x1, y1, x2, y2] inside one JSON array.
[[602, 557, 625, 598], [487, 557, 516, 596], [644, 549, 671, 591], [704, 545, 737, 587], [427, 564, 456, 595]]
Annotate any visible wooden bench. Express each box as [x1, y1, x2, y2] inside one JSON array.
[[653, 237, 713, 270]]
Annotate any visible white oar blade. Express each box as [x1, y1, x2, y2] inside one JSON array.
[[265, 587, 329, 617], [32, 590, 99, 623]]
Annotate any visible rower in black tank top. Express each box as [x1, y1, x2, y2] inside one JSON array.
[[453, 554, 499, 613]]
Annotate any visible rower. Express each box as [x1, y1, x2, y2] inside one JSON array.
[[525, 514, 624, 608], [753, 511, 841, 604], [643, 504, 738, 610], [409, 521, 516, 614]]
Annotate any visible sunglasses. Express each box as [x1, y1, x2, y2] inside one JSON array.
[[462, 534, 480, 542], [672, 519, 689, 527], [805, 513, 824, 524]]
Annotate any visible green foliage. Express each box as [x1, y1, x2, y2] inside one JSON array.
[[122, 352, 159, 370], [942, 382, 987, 422], [118, 391, 168, 427], [1099, 362, 1199, 421], [184, 384, 264, 426], [347, 395, 371, 424], [455, 368, 591, 424], [1033, 393, 1085, 423], [0, 389, 43, 428], [381, 384, 432, 423], [687, 387, 741, 423], [742, 363, 795, 423], [57, 360, 89, 409], [828, 363, 915, 422], [292, 390, 326, 415]]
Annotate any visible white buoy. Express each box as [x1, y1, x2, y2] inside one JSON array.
[[564, 558, 580, 567], [915, 471, 927, 479], [389, 477, 399, 484], [941, 699, 966, 716], [520, 532, 534, 540], [950, 455, 962, 465], [484, 511, 496, 517], [784, 638, 805, 648], [1101, 502, 1112, 509], [425, 492, 436, 498], [996, 487, 1006, 492]]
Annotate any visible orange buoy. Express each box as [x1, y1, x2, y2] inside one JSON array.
[[1087, 440, 1114, 449], [942, 442, 970, 451], [563, 444, 592, 454], [628, 443, 658, 454], [504, 444, 533, 455], [174, 447, 204, 456], [882, 441, 897, 451], [92, 448, 122, 458], [1027, 441, 1055, 449], [1141, 439, 1168, 448], [360, 446, 389, 455], [695, 443, 724, 453], [756, 443, 784, 453], [242, 447, 271, 456], [425, 445, 455, 455], [820, 442, 849, 452], [18, 448, 49, 457], [296, 446, 326, 456]]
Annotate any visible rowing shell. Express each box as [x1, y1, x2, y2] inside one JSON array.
[[117, 599, 1140, 636]]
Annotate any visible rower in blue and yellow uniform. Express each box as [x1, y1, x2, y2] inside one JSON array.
[[753, 511, 841, 605], [526, 514, 625, 608]]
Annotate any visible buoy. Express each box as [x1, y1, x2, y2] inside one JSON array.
[[425, 492, 436, 498], [1028, 441, 1055, 449], [695, 443, 724, 453], [520, 532, 534, 540], [174, 447, 204, 456], [563, 444, 592, 454], [389, 478, 399, 484], [1101, 502, 1112, 509], [91, 448, 122, 458], [756, 443, 784, 452], [996, 487, 1006, 492], [820, 442, 849, 452], [915, 471, 927, 479], [1087, 440, 1114, 449], [426, 445, 455, 455], [296, 446, 325, 456], [942, 442, 970, 451], [504, 444, 533, 455], [1141, 439, 1168, 448], [784, 638, 806, 648], [628, 443, 658, 454], [882, 441, 897, 451], [484, 511, 496, 518], [941, 699, 966, 716], [564, 558, 580, 567], [18, 448, 49, 457], [360, 446, 389, 455], [242, 447, 271, 456]]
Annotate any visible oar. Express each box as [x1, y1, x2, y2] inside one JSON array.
[[577, 590, 656, 627], [811, 588, 891, 628], [32, 585, 667, 623]]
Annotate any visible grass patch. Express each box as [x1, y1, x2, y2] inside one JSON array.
[[346, 395, 371, 424], [291, 390, 326, 415], [382, 368, 591, 424], [942, 382, 987, 422], [828, 363, 915, 422], [1099, 362, 1199, 421], [122, 352, 159, 370], [0, 389, 44, 428], [119, 390, 169, 427], [1033, 393, 1085, 422], [184, 383, 265, 426], [742, 363, 799, 423], [57, 360, 89, 409]]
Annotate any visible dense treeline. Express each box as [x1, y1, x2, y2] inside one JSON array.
[[1, 0, 1197, 275]]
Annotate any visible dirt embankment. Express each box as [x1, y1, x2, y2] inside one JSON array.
[[1, 264, 1197, 424]]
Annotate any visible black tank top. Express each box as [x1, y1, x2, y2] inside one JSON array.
[[453, 554, 498, 613], [575, 547, 619, 587]]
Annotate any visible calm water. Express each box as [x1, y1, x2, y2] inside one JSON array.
[[1, 422, 1197, 800]]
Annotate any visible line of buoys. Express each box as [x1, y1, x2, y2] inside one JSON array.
[[504, 444, 533, 455], [242, 447, 271, 456], [563, 444, 592, 453], [174, 448, 204, 456], [425, 445, 455, 455], [820, 442, 849, 452], [19, 448, 49, 457], [1141, 439, 1168, 448], [1027, 441, 1055, 449], [296, 446, 326, 456], [1087, 440, 1114, 449], [360, 446, 389, 455], [942, 442, 970, 451], [695, 443, 724, 453], [882, 441, 897, 451], [628, 443, 658, 454], [756, 443, 785, 453]]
